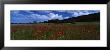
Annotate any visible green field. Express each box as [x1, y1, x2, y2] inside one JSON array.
[[11, 22, 100, 40]]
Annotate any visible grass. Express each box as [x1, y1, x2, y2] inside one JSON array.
[[11, 22, 100, 40]]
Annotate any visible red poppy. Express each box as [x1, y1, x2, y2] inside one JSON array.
[[56, 31, 64, 36]]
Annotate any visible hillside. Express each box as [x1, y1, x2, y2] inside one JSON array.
[[43, 12, 100, 23]]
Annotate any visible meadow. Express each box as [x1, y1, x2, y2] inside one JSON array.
[[11, 22, 100, 40]]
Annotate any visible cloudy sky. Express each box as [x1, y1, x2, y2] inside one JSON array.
[[11, 10, 100, 23]]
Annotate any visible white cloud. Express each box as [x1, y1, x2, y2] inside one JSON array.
[[29, 14, 50, 21], [78, 11, 90, 15], [48, 13, 63, 20], [72, 12, 80, 17], [28, 13, 64, 22], [64, 17, 69, 19], [67, 10, 99, 17]]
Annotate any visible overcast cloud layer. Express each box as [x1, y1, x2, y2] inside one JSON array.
[[11, 10, 100, 23]]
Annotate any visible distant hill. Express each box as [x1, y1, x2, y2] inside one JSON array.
[[43, 12, 100, 23], [64, 12, 100, 22]]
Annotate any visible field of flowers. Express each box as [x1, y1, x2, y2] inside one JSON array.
[[11, 22, 100, 40]]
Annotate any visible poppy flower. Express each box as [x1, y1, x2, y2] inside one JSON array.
[[56, 31, 64, 36]]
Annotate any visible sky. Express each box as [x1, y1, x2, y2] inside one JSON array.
[[11, 10, 100, 23]]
